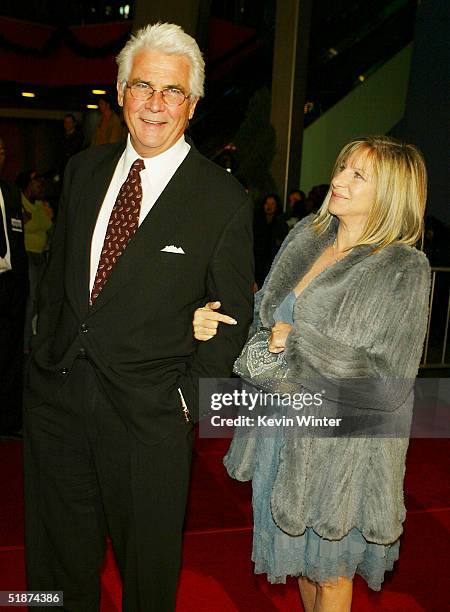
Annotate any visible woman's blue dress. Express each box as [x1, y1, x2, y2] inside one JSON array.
[[251, 291, 400, 590]]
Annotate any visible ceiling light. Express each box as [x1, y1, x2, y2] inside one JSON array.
[[86, 104, 99, 109], [92, 89, 106, 95], [21, 92, 36, 98]]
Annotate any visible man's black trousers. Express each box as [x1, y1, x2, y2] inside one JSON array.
[[24, 357, 194, 612], [0, 270, 26, 434]]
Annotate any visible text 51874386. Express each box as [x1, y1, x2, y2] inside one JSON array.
[[0, 592, 63, 606]]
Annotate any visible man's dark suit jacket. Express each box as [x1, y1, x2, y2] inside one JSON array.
[[24, 141, 254, 442], [0, 179, 28, 434], [0, 179, 28, 283]]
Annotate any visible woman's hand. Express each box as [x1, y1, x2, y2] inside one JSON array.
[[193, 301, 237, 341], [268, 322, 292, 353]]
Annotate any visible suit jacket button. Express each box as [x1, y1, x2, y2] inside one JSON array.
[[60, 368, 68, 375], [78, 347, 87, 358], [80, 322, 89, 333]]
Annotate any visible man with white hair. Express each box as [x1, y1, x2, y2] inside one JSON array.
[[24, 23, 253, 611]]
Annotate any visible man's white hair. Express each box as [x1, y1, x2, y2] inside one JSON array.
[[116, 22, 205, 99]]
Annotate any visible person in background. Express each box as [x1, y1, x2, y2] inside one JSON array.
[[0, 137, 6, 175], [91, 94, 124, 146], [288, 195, 316, 229], [0, 141, 28, 436], [193, 136, 430, 612], [61, 113, 84, 171], [423, 214, 450, 266], [16, 171, 52, 351], [309, 183, 330, 212], [285, 189, 306, 227], [253, 193, 288, 289]]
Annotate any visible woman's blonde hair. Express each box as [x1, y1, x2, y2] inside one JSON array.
[[313, 136, 427, 249]]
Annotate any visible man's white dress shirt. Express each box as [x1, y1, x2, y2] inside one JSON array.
[[0, 189, 12, 274], [89, 135, 190, 292]]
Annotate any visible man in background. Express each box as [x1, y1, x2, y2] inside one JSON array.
[[61, 113, 84, 173], [0, 138, 27, 436], [91, 94, 124, 146], [0, 137, 6, 175], [16, 171, 52, 351]]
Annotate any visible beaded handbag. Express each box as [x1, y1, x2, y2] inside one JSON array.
[[233, 327, 290, 389]]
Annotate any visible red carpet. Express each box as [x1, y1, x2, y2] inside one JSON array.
[[0, 437, 449, 611]]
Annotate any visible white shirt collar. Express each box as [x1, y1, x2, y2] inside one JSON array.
[[123, 135, 190, 176]]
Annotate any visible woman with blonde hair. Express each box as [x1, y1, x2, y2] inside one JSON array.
[[193, 136, 430, 611]]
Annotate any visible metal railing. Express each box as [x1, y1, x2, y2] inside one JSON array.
[[421, 267, 450, 368]]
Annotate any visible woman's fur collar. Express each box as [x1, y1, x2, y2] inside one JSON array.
[[259, 216, 375, 327]]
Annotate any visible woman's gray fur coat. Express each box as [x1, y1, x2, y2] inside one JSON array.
[[224, 215, 430, 544]]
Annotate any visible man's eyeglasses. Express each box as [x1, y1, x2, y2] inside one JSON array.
[[126, 82, 190, 106]]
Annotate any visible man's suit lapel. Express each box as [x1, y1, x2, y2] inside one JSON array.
[[1, 179, 21, 241], [67, 142, 125, 316], [88, 145, 198, 315], [0, 180, 16, 221], [0, 180, 12, 250], [0, 179, 10, 209]]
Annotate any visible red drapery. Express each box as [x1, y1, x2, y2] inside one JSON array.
[[0, 16, 257, 86]]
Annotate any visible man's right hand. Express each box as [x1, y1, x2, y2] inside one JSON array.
[[193, 301, 237, 341]]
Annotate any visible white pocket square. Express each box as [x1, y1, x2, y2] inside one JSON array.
[[160, 245, 185, 254]]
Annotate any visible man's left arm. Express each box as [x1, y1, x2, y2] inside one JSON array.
[[180, 197, 254, 422]]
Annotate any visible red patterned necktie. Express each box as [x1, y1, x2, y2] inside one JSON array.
[[90, 158, 145, 303]]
